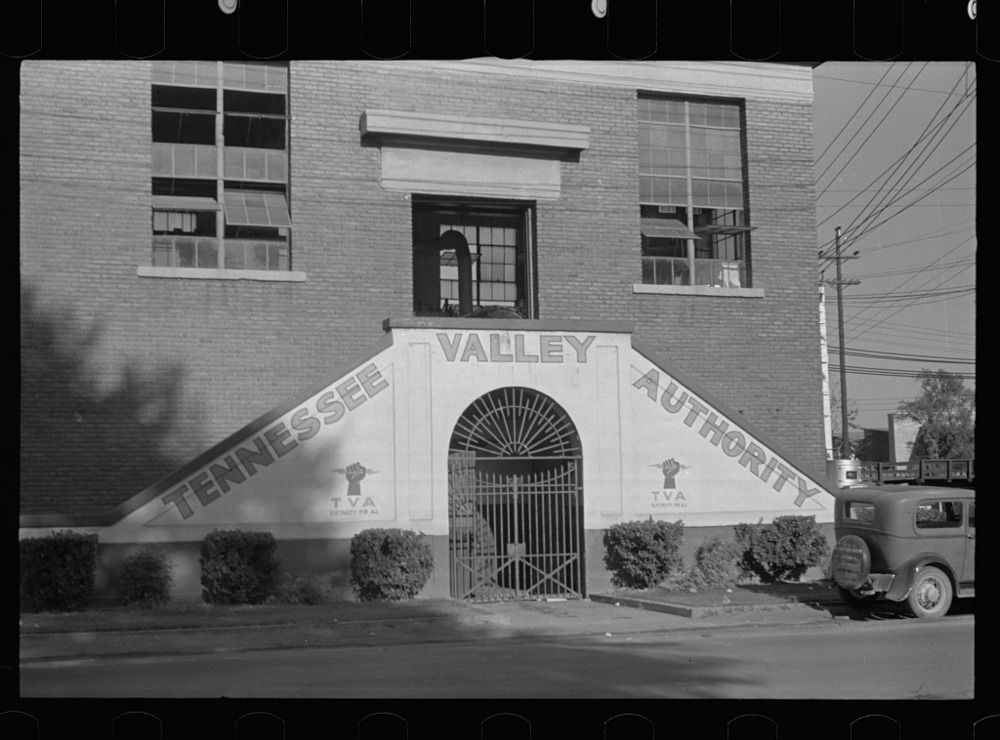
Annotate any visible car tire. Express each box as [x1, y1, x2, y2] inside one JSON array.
[[836, 586, 878, 608], [906, 566, 953, 619]]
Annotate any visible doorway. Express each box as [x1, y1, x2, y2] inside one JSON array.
[[447, 387, 583, 601]]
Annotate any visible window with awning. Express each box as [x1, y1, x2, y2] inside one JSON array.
[[223, 191, 291, 228], [149, 61, 291, 274], [640, 218, 697, 241], [638, 96, 752, 289]]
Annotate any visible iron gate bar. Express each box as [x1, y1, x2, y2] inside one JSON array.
[[451, 388, 582, 458], [519, 555, 578, 595], [448, 454, 582, 602]]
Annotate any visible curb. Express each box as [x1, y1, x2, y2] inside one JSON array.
[[589, 593, 842, 619], [20, 611, 512, 639]]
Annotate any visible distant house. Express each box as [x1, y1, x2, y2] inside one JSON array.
[[888, 413, 922, 463], [831, 428, 889, 463]]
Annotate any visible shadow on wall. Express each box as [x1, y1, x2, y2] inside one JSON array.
[[20, 283, 207, 517]]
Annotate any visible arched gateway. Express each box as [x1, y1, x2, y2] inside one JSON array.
[[447, 387, 584, 601]]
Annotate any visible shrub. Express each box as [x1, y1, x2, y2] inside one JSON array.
[[602, 518, 684, 589], [268, 572, 335, 605], [733, 515, 830, 584], [349, 528, 434, 602], [20, 530, 99, 612], [117, 550, 174, 608], [675, 537, 742, 591], [199, 529, 280, 605]]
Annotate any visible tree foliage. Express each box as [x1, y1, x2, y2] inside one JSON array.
[[897, 370, 975, 459]]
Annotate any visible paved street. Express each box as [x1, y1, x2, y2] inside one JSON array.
[[20, 612, 973, 699]]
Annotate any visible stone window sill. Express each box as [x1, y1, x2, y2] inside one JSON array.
[[632, 283, 765, 298], [137, 266, 306, 282]]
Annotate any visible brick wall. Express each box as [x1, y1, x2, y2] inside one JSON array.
[[20, 61, 825, 515], [629, 97, 826, 467]]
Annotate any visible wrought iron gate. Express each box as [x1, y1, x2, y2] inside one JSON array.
[[449, 454, 583, 601]]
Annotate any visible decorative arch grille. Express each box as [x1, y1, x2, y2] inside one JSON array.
[[450, 387, 581, 458]]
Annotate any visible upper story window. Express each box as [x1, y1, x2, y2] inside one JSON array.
[[638, 96, 751, 289], [150, 61, 291, 273], [413, 200, 534, 319]]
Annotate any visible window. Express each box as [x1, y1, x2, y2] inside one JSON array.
[[638, 96, 750, 288], [150, 61, 290, 272], [845, 501, 875, 523], [915, 501, 964, 529], [413, 200, 534, 318]]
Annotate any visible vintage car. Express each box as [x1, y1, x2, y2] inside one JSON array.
[[830, 484, 975, 618]]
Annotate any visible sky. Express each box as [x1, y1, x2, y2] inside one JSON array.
[[810, 62, 976, 432]]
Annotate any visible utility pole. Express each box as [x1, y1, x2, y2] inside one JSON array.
[[821, 226, 861, 460]]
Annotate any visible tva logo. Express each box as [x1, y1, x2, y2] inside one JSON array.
[[332, 462, 378, 509], [651, 457, 689, 489]]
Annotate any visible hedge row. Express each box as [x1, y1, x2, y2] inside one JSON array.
[[603, 515, 828, 590], [21, 515, 826, 611], [20, 527, 435, 612]]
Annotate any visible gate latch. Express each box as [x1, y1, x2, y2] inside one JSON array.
[[507, 542, 527, 557]]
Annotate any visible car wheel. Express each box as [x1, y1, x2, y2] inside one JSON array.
[[836, 586, 878, 608], [906, 566, 953, 619]]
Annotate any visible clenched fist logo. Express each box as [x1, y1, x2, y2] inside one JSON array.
[[659, 458, 681, 488], [333, 462, 369, 497]]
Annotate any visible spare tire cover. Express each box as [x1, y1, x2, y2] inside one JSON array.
[[832, 535, 871, 590]]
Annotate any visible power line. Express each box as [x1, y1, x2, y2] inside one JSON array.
[[853, 257, 975, 278], [841, 240, 976, 345], [815, 64, 971, 215], [821, 138, 976, 256], [815, 64, 899, 169], [835, 320, 976, 343], [821, 186, 974, 193], [832, 68, 973, 236], [829, 347, 975, 364], [832, 140, 975, 253], [819, 151, 976, 271], [819, 221, 974, 269], [816, 63, 922, 190], [816, 69, 975, 258], [826, 236, 974, 352], [829, 364, 976, 379], [836, 336, 976, 357], [840, 285, 975, 302], [813, 69, 976, 97], [819, 218, 973, 262]]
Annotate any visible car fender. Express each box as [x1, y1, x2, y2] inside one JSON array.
[[885, 554, 957, 602]]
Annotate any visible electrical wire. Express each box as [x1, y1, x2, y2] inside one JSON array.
[[816, 67, 975, 262], [840, 284, 975, 302], [828, 66, 972, 237], [818, 134, 976, 263], [828, 348, 975, 364], [855, 257, 975, 278], [840, 253, 975, 345], [829, 364, 975, 379], [814, 64, 898, 169], [818, 152, 975, 273], [815, 63, 922, 189]]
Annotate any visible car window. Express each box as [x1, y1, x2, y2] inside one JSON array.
[[845, 501, 875, 523], [969, 501, 975, 529], [915, 500, 963, 529]]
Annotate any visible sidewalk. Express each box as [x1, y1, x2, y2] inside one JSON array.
[[20, 596, 847, 664]]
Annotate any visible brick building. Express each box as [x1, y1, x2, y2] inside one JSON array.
[[20, 60, 834, 600]]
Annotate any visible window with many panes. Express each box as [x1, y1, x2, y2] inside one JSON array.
[[412, 200, 533, 319], [638, 96, 751, 288], [151, 61, 291, 271]]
